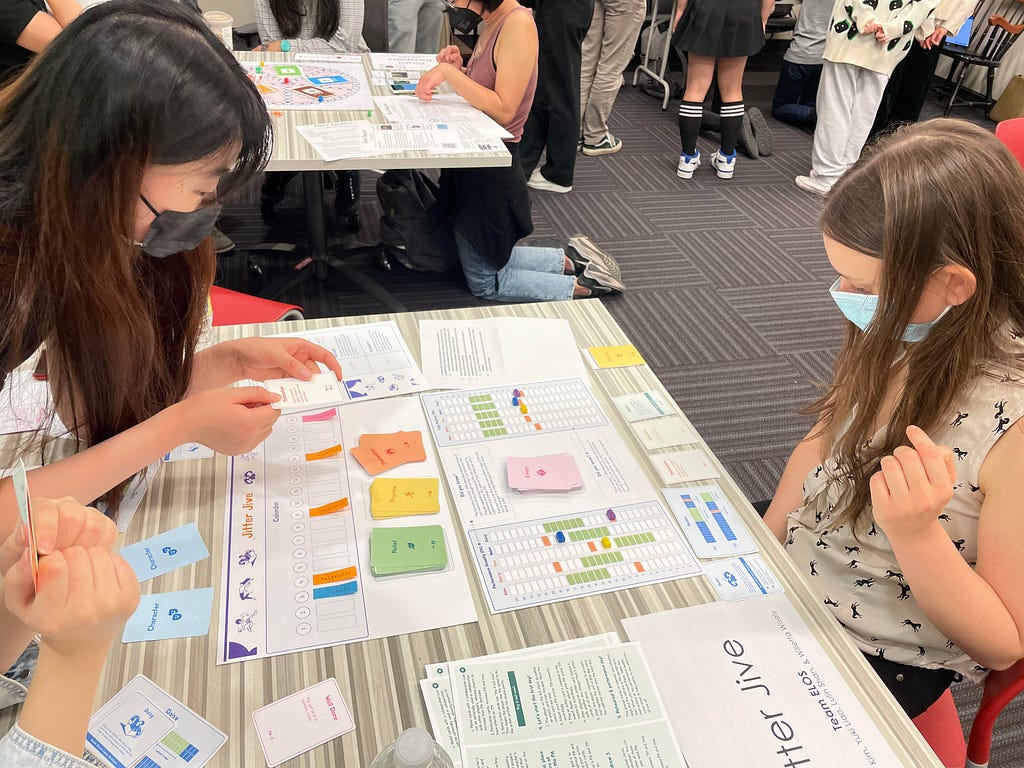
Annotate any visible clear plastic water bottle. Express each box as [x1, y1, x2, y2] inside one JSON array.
[[369, 727, 454, 768]]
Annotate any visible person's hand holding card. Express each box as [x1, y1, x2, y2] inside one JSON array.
[[4, 543, 141, 658]]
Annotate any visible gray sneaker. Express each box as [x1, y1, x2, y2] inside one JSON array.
[[747, 107, 773, 157], [566, 236, 622, 280], [581, 134, 623, 156]]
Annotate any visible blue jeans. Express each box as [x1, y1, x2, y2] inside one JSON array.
[[455, 231, 576, 302], [772, 61, 822, 129]]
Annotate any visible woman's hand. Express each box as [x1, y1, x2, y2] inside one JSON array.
[[178, 386, 282, 455], [0, 498, 117, 576], [921, 27, 948, 49], [4, 545, 140, 659], [214, 337, 343, 383], [416, 64, 450, 102], [437, 44, 462, 67], [870, 426, 957, 543]]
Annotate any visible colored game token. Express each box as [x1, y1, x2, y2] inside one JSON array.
[[555, 531, 566, 544], [512, 389, 521, 397], [280, 40, 291, 52], [606, 509, 616, 521], [283, 77, 290, 84], [255, 66, 262, 74], [519, 403, 528, 414], [511, 397, 519, 406], [318, 96, 324, 103], [601, 536, 612, 549]]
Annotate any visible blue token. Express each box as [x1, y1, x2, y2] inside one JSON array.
[[555, 531, 566, 543], [512, 397, 519, 406]]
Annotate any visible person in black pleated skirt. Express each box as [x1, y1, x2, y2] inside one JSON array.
[[672, 0, 773, 180]]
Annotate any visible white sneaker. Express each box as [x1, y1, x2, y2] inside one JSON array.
[[527, 168, 572, 193], [795, 174, 833, 195], [710, 150, 736, 179], [676, 151, 700, 179]]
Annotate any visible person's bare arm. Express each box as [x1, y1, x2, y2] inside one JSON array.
[[763, 422, 827, 542]]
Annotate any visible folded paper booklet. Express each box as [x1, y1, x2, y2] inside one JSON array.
[[370, 477, 441, 518], [370, 525, 447, 576], [506, 453, 583, 492]]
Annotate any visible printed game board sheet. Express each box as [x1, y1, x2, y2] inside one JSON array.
[[218, 396, 476, 664], [242, 59, 373, 111], [297, 120, 506, 162], [420, 634, 621, 767], [422, 378, 701, 613], [418, 317, 589, 389], [438, 643, 687, 768], [623, 593, 903, 768], [373, 95, 513, 139], [272, 321, 429, 403]]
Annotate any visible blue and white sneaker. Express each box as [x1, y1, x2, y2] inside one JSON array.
[[710, 149, 736, 179], [676, 151, 700, 179]]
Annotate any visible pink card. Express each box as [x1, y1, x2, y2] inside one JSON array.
[[252, 678, 354, 767], [506, 453, 583, 492]]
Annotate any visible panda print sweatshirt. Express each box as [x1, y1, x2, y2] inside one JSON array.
[[824, 0, 940, 75]]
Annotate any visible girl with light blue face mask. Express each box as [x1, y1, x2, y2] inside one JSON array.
[[760, 119, 1024, 761]]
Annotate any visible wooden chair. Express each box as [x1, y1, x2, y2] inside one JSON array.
[[938, 0, 1024, 115]]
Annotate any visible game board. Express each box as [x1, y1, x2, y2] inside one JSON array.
[[242, 60, 373, 111]]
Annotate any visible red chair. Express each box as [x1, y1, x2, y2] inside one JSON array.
[[966, 659, 1024, 768], [209, 285, 303, 326], [911, 660, 1024, 768], [995, 117, 1024, 166]]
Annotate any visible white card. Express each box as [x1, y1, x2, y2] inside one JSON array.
[[266, 371, 346, 412], [630, 416, 697, 450], [611, 390, 674, 422], [650, 449, 719, 485], [87, 675, 227, 768], [252, 678, 354, 766], [86, 690, 175, 768], [704, 555, 783, 601]]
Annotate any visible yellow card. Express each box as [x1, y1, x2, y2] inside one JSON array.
[[588, 344, 645, 368], [370, 478, 440, 519]]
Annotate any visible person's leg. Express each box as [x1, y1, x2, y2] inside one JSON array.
[[497, 246, 579, 301], [869, 55, 904, 139], [579, 0, 605, 142], [454, 230, 503, 300], [388, 0, 418, 54], [772, 61, 818, 128], [537, 0, 594, 187], [715, 56, 747, 156], [581, 0, 646, 146], [807, 61, 858, 187], [841, 68, 889, 171], [679, 53, 716, 156], [888, 44, 942, 124], [414, 0, 445, 55]]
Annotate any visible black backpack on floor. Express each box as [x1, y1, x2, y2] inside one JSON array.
[[376, 170, 458, 272]]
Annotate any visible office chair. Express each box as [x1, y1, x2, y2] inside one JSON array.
[[765, 3, 797, 41], [937, 0, 1024, 116], [209, 285, 303, 326], [995, 117, 1024, 165]]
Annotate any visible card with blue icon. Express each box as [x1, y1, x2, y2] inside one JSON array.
[[122, 587, 215, 643], [119, 523, 209, 582]]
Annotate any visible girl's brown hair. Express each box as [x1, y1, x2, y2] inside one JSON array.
[[0, 0, 272, 510], [813, 118, 1024, 532]]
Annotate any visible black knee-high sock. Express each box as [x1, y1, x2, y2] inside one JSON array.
[[678, 100, 703, 156], [720, 101, 745, 156]]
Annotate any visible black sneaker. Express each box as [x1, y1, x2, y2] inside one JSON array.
[[747, 107, 773, 157], [567, 236, 622, 280]]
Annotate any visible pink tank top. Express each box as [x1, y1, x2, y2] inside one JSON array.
[[464, 5, 537, 143]]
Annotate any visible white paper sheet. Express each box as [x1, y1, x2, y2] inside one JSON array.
[[421, 634, 623, 767], [217, 396, 476, 664], [448, 643, 688, 768], [623, 594, 904, 768], [418, 317, 588, 389], [369, 52, 440, 72], [373, 95, 513, 139]]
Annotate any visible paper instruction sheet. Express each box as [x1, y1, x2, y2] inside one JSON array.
[[447, 643, 687, 768], [274, 321, 429, 403], [623, 593, 903, 768], [419, 317, 589, 389]]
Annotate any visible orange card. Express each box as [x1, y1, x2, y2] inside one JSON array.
[[350, 431, 426, 475]]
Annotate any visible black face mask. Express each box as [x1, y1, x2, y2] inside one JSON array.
[[443, 0, 483, 35], [137, 195, 222, 258]]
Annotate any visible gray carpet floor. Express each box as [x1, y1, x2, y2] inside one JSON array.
[[215, 60, 1023, 764]]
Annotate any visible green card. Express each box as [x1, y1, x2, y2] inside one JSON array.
[[370, 525, 448, 576]]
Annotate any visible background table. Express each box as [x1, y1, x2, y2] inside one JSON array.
[[0, 300, 942, 767], [234, 52, 511, 308]]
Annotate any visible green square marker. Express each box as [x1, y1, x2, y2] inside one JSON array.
[[275, 64, 301, 76]]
